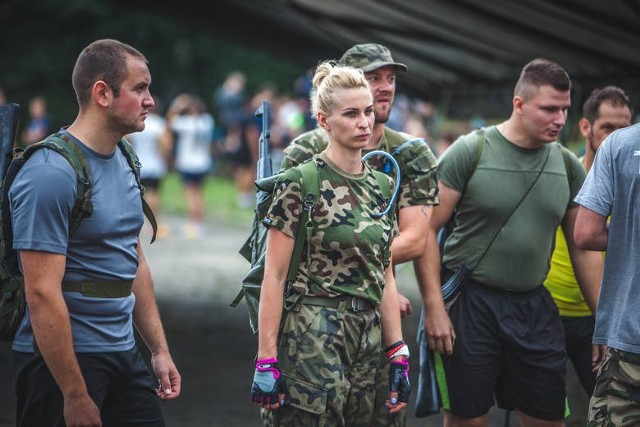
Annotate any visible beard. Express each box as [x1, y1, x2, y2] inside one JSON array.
[[374, 106, 391, 124], [588, 131, 599, 154]]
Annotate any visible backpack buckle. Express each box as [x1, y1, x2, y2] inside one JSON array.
[[350, 297, 373, 312]]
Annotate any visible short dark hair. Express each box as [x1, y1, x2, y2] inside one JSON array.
[[582, 86, 633, 123], [72, 39, 147, 107], [514, 58, 571, 99]]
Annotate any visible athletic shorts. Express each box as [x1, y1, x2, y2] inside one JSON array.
[[13, 346, 165, 426], [437, 277, 567, 420], [179, 171, 207, 186]]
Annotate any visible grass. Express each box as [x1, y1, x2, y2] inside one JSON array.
[[158, 172, 255, 228]]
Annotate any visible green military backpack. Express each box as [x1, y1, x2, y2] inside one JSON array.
[[232, 157, 394, 335], [0, 129, 157, 341]]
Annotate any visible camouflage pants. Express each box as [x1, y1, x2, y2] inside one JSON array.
[[371, 353, 406, 427], [261, 302, 381, 427], [588, 348, 640, 426]]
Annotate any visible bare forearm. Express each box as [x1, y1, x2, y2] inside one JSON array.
[[132, 249, 170, 355], [29, 293, 87, 398], [391, 205, 430, 265], [257, 277, 285, 359], [21, 251, 88, 399], [391, 233, 423, 265], [380, 268, 403, 346], [574, 206, 608, 251], [133, 283, 169, 356], [570, 249, 603, 314], [415, 233, 446, 311]]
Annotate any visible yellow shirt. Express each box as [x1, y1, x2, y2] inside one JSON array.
[[544, 227, 592, 316]]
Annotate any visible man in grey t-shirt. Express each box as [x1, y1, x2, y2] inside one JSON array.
[[575, 121, 640, 425]]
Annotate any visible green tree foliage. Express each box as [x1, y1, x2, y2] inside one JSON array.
[[0, 0, 306, 135]]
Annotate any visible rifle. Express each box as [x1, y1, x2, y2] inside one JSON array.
[[232, 101, 272, 332], [254, 101, 272, 208]]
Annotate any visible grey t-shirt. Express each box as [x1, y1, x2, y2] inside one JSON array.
[[9, 131, 144, 353], [574, 122, 640, 354]]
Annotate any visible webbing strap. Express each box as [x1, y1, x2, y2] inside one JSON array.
[[26, 134, 94, 235], [118, 138, 158, 243], [285, 160, 318, 284], [61, 280, 133, 298]]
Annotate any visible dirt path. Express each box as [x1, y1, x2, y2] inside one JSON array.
[[0, 214, 588, 426]]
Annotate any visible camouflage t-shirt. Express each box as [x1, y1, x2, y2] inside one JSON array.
[[280, 126, 439, 209], [265, 153, 397, 304]]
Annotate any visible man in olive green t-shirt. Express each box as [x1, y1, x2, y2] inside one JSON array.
[[418, 59, 604, 427]]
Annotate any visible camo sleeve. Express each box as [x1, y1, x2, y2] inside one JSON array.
[[279, 128, 329, 171], [395, 140, 439, 209]]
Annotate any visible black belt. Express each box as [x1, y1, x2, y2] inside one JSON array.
[[62, 280, 133, 298], [300, 294, 376, 312]]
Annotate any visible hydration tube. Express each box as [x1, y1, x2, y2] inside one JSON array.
[[362, 150, 401, 218]]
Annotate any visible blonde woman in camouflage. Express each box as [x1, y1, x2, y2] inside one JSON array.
[[250, 61, 411, 426]]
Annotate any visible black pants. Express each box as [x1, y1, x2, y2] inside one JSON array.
[[13, 346, 165, 426], [561, 315, 596, 395]]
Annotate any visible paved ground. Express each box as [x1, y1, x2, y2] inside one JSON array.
[[0, 214, 589, 426]]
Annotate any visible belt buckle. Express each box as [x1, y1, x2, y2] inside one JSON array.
[[350, 297, 366, 312]]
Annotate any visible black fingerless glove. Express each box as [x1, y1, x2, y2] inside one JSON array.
[[389, 357, 411, 404], [251, 358, 283, 406]]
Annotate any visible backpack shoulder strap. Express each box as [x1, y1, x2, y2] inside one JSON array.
[[285, 160, 318, 284], [118, 138, 158, 243], [371, 170, 391, 200], [371, 169, 393, 222], [24, 133, 93, 235]]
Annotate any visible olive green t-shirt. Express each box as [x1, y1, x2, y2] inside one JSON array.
[[438, 126, 585, 291]]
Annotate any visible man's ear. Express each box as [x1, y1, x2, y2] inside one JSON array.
[[513, 96, 524, 116], [578, 117, 591, 139], [93, 81, 111, 107]]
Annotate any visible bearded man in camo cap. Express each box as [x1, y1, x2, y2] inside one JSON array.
[[281, 43, 439, 427]]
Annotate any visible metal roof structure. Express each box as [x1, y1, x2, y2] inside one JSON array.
[[118, 0, 640, 115]]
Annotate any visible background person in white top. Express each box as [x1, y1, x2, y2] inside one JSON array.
[[166, 93, 215, 238], [127, 101, 171, 238]]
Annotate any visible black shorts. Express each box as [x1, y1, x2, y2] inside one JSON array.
[[141, 177, 162, 191], [13, 346, 165, 426], [179, 171, 207, 186], [437, 278, 567, 420]]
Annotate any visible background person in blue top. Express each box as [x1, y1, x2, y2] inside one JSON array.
[[9, 39, 181, 426], [574, 122, 640, 426]]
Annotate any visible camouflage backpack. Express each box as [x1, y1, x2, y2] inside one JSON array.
[[0, 129, 157, 341]]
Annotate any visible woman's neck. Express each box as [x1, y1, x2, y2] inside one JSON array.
[[324, 143, 363, 174]]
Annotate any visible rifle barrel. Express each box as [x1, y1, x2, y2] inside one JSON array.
[[254, 101, 272, 181]]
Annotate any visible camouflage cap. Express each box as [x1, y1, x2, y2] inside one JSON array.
[[338, 43, 408, 73]]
